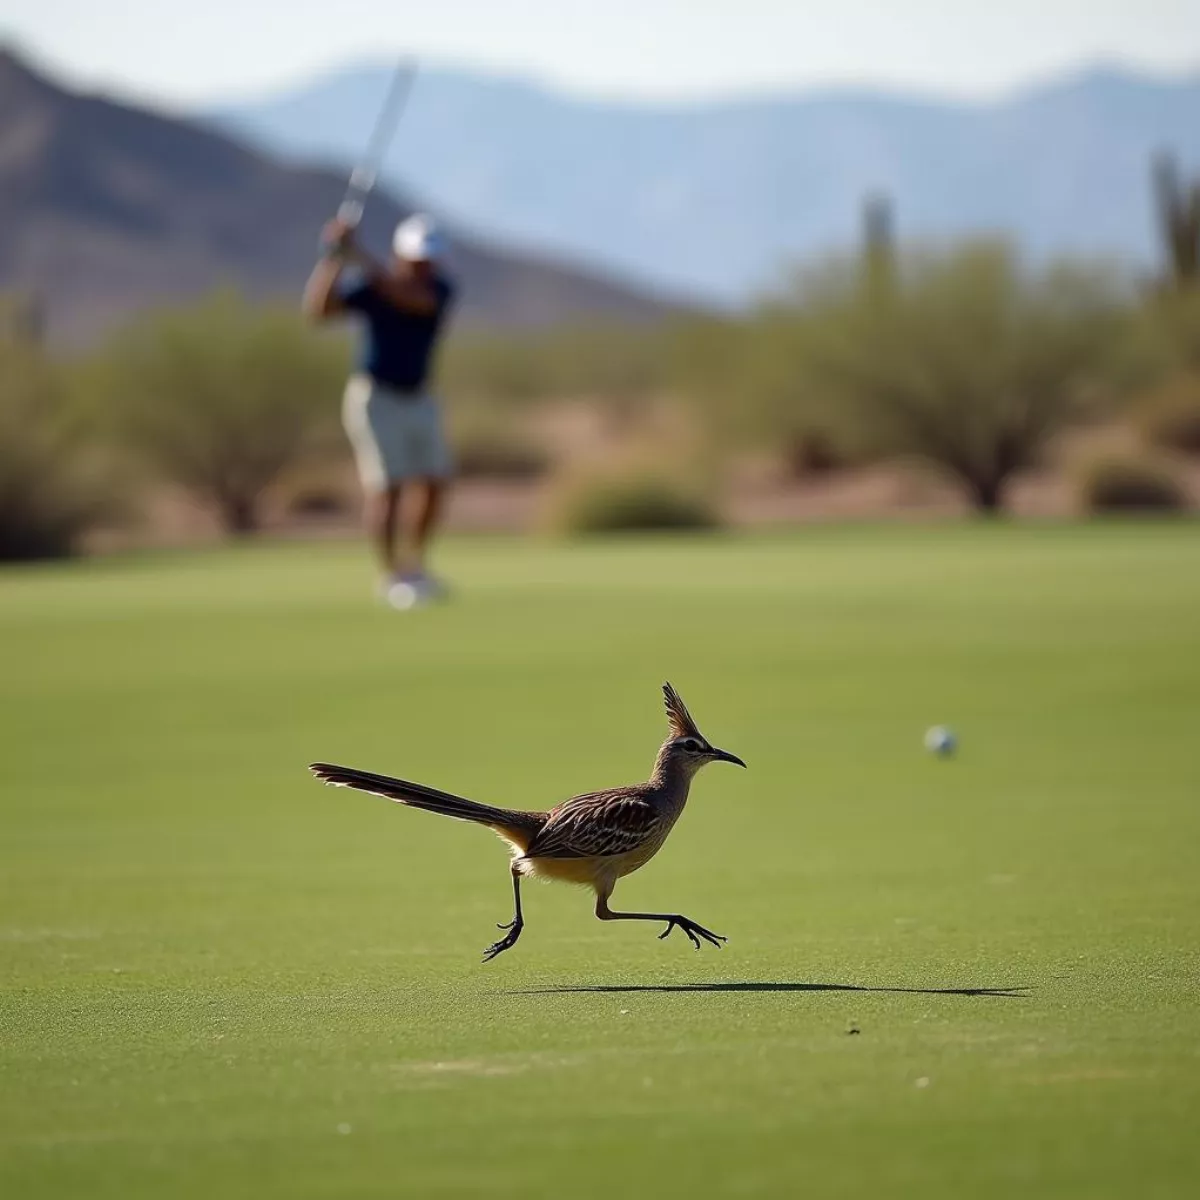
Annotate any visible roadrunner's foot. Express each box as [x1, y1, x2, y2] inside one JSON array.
[[658, 915, 726, 950], [483, 919, 523, 962]]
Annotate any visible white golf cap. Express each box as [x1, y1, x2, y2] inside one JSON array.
[[393, 213, 446, 261]]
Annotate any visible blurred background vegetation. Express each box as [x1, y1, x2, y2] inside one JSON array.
[[3, 155, 1199, 561]]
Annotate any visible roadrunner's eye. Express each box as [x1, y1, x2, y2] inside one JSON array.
[[681, 738, 703, 753]]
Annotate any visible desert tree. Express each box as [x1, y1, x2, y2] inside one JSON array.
[[104, 290, 346, 534], [793, 241, 1124, 512]]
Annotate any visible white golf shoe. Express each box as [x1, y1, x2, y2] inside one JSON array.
[[381, 571, 447, 610]]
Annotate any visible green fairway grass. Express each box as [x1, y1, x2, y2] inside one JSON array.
[[2, 525, 1199, 1198]]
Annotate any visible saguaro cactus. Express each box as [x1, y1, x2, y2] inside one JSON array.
[[862, 191, 896, 294], [1154, 152, 1200, 288]]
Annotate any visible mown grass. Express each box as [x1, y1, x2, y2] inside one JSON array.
[[2, 525, 1198, 1198]]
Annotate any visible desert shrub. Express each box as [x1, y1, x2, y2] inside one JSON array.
[[1137, 373, 1200, 456], [786, 429, 844, 477], [668, 312, 842, 466], [440, 333, 551, 407], [455, 436, 550, 480], [1114, 287, 1200, 395], [285, 487, 353, 518], [441, 323, 675, 417], [1077, 453, 1187, 513], [546, 468, 719, 535], [449, 409, 550, 480], [0, 343, 120, 560]]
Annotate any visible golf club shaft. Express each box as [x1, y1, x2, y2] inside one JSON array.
[[337, 57, 417, 228]]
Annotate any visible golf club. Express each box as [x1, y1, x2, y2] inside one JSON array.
[[335, 56, 418, 229]]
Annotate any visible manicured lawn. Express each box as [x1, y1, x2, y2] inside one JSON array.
[[2, 525, 1198, 1197]]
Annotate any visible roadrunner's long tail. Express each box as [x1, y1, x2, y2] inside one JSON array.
[[309, 762, 544, 841]]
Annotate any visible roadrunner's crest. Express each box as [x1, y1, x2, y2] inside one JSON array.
[[663, 681, 702, 740]]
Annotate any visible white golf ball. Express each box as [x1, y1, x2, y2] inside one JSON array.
[[924, 725, 957, 756]]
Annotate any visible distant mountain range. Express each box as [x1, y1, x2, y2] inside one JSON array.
[[213, 61, 1200, 302], [0, 50, 680, 344]]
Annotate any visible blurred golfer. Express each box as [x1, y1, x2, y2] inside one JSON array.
[[303, 213, 456, 608]]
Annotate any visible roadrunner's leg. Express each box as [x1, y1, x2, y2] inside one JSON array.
[[595, 888, 725, 950], [483, 866, 524, 962]]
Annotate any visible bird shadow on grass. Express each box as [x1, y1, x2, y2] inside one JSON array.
[[513, 982, 1030, 998]]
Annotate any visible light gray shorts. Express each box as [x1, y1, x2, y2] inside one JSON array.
[[341, 373, 453, 491]]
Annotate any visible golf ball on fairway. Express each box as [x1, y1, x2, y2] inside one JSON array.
[[924, 726, 956, 756]]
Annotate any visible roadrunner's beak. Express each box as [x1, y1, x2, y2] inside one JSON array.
[[709, 747, 746, 768]]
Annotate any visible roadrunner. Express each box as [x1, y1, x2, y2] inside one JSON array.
[[309, 682, 745, 961]]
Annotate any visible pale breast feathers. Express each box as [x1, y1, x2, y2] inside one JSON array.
[[524, 791, 664, 859]]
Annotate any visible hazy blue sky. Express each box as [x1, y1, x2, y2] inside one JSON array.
[[3, 0, 1198, 108]]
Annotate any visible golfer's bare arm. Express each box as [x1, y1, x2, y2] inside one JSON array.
[[302, 256, 346, 322]]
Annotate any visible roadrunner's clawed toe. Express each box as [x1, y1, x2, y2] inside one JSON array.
[[483, 923, 523, 962], [309, 682, 745, 962], [658, 915, 727, 950]]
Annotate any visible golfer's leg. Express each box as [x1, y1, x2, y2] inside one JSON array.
[[412, 479, 446, 566], [370, 484, 403, 577]]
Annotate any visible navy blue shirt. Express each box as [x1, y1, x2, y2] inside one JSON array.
[[339, 271, 455, 394]]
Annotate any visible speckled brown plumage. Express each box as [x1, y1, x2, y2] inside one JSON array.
[[309, 681, 745, 961]]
